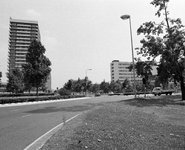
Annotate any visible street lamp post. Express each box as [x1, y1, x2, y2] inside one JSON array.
[[120, 14, 136, 98], [85, 69, 92, 96]]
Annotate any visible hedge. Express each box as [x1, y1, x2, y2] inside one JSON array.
[[0, 95, 85, 104]]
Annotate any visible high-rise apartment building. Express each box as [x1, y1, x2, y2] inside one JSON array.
[[8, 18, 51, 91], [110, 60, 141, 83], [8, 17, 40, 73]]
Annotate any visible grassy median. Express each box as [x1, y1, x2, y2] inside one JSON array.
[[41, 95, 185, 150]]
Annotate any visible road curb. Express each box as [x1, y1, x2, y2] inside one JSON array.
[[23, 113, 83, 150]]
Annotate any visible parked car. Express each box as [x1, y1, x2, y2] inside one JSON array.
[[95, 92, 101, 96]]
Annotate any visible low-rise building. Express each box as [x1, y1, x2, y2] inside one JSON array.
[[110, 60, 142, 83]]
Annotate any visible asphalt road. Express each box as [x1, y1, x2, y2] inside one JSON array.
[[0, 95, 134, 150]]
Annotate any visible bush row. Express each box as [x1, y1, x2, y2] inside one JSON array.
[[0, 92, 55, 97], [0, 95, 85, 104]]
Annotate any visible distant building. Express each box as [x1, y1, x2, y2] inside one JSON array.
[[110, 60, 142, 83], [8, 18, 51, 91]]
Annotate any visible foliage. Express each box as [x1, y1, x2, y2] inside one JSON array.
[[64, 79, 73, 91], [89, 83, 100, 93], [0, 95, 85, 104], [100, 80, 109, 93], [109, 80, 122, 93], [63, 77, 92, 93], [58, 88, 71, 96], [22, 39, 51, 95], [136, 0, 185, 99], [6, 68, 24, 93], [122, 78, 130, 89]]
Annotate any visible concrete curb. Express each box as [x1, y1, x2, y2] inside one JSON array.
[[24, 113, 83, 150]]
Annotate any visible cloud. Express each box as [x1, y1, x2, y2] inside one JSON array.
[[26, 9, 41, 17]]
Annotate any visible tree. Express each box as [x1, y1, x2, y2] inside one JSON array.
[[58, 88, 71, 96], [64, 79, 73, 91], [22, 39, 51, 96], [89, 83, 100, 93], [6, 68, 24, 93], [137, 0, 185, 100], [85, 77, 92, 92], [109, 80, 122, 93], [71, 78, 83, 93], [122, 78, 130, 90], [100, 80, 109, 93]]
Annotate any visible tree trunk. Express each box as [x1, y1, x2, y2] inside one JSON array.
[[180, 75, 185, 100]]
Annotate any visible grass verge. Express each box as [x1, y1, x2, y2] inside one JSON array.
[[41, 95, 185, 150]]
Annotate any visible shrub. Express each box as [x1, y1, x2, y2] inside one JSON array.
[[58, 88, 71, 96], [0, 94, 85, 104]]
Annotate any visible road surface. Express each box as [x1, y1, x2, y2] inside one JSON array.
[[0, 95, 134, 150]]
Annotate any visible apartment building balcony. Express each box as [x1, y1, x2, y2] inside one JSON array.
[[15, 60, 26, 64], [15, 50, 27, 54], [15, 57, 26, 61], [15, 47, 28, 50], [16, 37, 31, 40]]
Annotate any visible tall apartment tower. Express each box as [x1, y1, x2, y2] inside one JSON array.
[[8, 17, 40, 74], [8, 18, 51, 91], [110, 60, 141, 83]]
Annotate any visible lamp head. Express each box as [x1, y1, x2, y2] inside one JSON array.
[[120, 15, 130, 20]]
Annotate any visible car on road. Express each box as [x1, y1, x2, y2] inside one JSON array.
[[152, 87, 174, 96], [95, 92, 101, 97], [152, 87, 162, 96]]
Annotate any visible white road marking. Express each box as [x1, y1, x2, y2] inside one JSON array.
[[22, 114, 32, 118], [23, 112, 83, 150]]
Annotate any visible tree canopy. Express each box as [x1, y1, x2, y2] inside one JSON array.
[[136, 0, 185, 99], [22, 39, 51, 95]]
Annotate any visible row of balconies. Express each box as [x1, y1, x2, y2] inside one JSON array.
[[119, 73, 132, 75], [9, 47, 28, 51], [10, 25, 38, 30], [13, 43, 30, 47], [15, 57, 26, 61], [10, 32, 38, 36], [10, 28, 38, 33], [15, 60, 26, 63], [8, 51, 27, 57], [9, 36, 38, 40], [9, 41, 31, 45], [9, 44, 29, 48], [10, 23, 38, 28], [10, 37, 32, 40], [9, 41, 30, 44], [10, 35, 38, 40]]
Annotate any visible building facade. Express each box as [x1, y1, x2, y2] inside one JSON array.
[[8, 18, 51, 91], [110, 60, 141, 83]]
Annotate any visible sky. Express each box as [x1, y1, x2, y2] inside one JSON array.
[[0, 0, 185, 90]]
